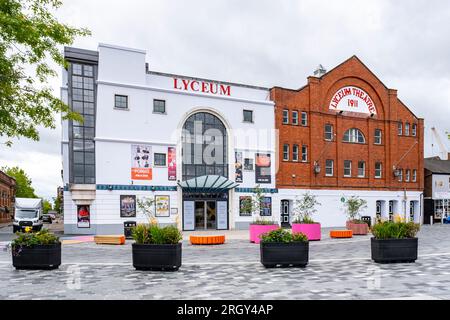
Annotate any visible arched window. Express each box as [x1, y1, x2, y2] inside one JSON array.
[[343, 128, 366, 144]]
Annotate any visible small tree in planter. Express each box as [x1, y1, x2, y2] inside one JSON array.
[[10, 229, 61, 270], [259, 229, 309, 268], [371, 217, 420, 264], [292, 193, 322, 241], [343, 196, 369, 235], [132, 196, 183, 271], [241, 185, 278, 244]]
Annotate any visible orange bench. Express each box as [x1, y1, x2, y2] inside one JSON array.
[[190, 235, 225, 245], [94, 235, 126, 245], [330, 230, 353, 239]]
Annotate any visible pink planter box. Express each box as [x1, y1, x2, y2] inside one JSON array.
[[249, 224, 279, 244], [292, 223, 321, 241], [346, 221, 369, 235]]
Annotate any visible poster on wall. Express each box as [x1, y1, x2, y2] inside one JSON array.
[[217, 201, 228, 230], [260, 197, 272, 217], [183, 201, 195, 231], [77, 205, 90, 228], [255, 153, 271, 184], [120, 195, 136, 218], [239, 196, 252, 216], [155, 195, 170, 217], [168, 147, 177, 181], [235, 152, 243, 183], [131, 144, 152, 180]]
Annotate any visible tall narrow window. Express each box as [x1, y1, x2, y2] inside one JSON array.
[[405, 169, 410, 182], [398, 122, 403, 135], [292, 144, 299, 161], [405, 122, 410, 136], [398, 169, 403, 182], [301, 145, 308, 162], [374, 129, 382, 145], [412, 169, 417, 182], [324, 124, 333, 141], [283, 144, 289, 161], [358, 161, 366, 178], [412, 123, 417, 136], [344, 160, 352, 177], [301, 112, 308, 126], [325, 159, 334, 177], [292, 111, 298, 125], [282, 110, 289, 124], [375, 162, 382, 179]]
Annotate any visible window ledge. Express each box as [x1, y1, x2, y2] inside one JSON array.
[[114, 107, 129, 111], [153, 112, 167, 115]]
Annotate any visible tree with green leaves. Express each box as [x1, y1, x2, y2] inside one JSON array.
[[42, 199, 52, 214], [53, 194, 62, 214], [343, 196, 368, 222], [0, 0, 89, 145], [2, 166, 37, 198], [292, 192, 321, 224]]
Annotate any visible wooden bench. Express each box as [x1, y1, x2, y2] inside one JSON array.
[[94, 235, 126, 245], [190, 235, 225, 245], [330, 230, 353, 239]]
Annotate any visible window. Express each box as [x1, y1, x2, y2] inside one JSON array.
[[412, 169, 417, 182], [244, 158, 254, 171], [114, 95, 128, 109], [398, 169, 403, 182], [412, 123, 417, 136], [301, 145, 308, 162], [344, 160, 352, 177], [389, 201, 394, 221], [325, 159, 334, 177], [358, 161, 366, 178], [243, 110, 253, 123], [292, 111, 298, 125], [405, 169, 411, 182], [374, 129, 382, 145], [282, 110, 289, 124], [376, 201, 382, 215], [154, 153, 167, 166], [324, 124, 333, 141], [301, 112, 308, 126], [292, 144, 299, 162], [375, 162, 382, 178], [398, 122, 403, 135], [343, 128, 365, 143], [405, 122, 410, 136], [153, 99, 166, 114], [283, 144, 289, 161]]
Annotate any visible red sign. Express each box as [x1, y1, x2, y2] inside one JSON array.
[[173, 78, 231, 96], [168, 147, 176, 181], [131, 168, 152, 180]]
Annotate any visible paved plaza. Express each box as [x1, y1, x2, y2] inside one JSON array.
[[1, 225, 450, 300]]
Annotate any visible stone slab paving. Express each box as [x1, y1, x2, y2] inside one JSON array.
[[0, 225, 449, 300]]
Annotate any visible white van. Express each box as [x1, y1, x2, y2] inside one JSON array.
[[13, 198, 44, 233]]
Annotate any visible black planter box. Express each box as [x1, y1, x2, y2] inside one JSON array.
[[12, 243, 61, 270], [371, 237, 418, 264], [132, 243, 182, 271], [260, 242, 309, 268]]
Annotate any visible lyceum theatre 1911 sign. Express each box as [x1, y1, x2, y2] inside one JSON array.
[[329, 86, 376, 115]]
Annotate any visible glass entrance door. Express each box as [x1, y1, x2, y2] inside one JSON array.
[[194, 201, 217, 230]]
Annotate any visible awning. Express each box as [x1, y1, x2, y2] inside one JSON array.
[[178, 175, 239, 194]]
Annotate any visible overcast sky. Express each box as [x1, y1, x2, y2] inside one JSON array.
[[1, 0, 450, 201]]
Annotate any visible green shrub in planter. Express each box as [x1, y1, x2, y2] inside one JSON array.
[[260, 228, 308, 243], [131, 224, 182, 244], [372, 221, 420, 239]]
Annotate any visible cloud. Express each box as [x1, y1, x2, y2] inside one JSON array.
[[1, 0, 450, 198]]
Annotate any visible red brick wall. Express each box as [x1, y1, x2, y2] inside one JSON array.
[[271, 56, 424, 192], [0, 171, 16, 223]]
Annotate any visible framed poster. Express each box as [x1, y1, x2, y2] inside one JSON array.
[[235, 152, 243, 183], [77, 205, 90, 228], [260, 197, 272, 217], [255, 153, 271, 184], [120, 195, 136, 218], [183, 201, 195, 231], [155, 195, 170, 217], [217, 201, 228, 230], [131, 144, 152, 180], [239, 196, 252, 216], [168, 147, 177, 181]]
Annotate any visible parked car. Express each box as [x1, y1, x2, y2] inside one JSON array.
[[42, 214, 53, 224]]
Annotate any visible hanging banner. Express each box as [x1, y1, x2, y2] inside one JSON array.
[[255, 153, 272, 184], [329, 86, 377, 115], [77, 205, 90, 228], [168, 147, 177, 181], [217, 201, 228, 230], [120, 195, 136, 218], [235, 152, 243, 183], [131, 144, 152, 180]]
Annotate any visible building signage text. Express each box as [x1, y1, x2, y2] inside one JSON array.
[[174, 78, 231, 96], [329, 86, 377, 115]]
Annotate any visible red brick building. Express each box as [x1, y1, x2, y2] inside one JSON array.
[[0, 170, 16, 223], [271, 56, 424, 227]]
